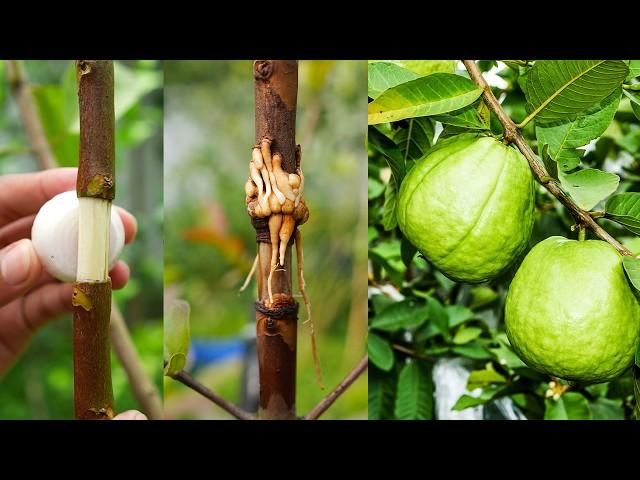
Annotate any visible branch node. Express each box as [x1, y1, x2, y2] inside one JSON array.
[[254, 60, 274, 81]]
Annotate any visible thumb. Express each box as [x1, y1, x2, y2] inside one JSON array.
[[0, 239, 44, 307], [113, 410, 148, 420]]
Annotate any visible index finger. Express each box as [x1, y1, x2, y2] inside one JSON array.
[[0, 168, 78, 226]]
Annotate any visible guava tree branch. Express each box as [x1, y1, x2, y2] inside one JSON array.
[[168, 368, 255, 420], [462, 60, 632, 257], [305, 354, 368, 420]]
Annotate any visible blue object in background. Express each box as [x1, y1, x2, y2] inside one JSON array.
[[188, 338, 246, 373]]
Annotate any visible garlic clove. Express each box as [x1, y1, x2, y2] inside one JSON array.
[[31, 190, 125, 283]]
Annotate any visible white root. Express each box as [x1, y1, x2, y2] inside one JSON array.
[[249, 161, 264, 197], [238, 253, 259, 294], [267, 213, 283, 305], [295, 229, 323, 389], [295, 169, 305, 207], [260, 138, 274, 173], [272, 153, 297, 202], [269, 170, 287, 205], [245, 179, 257, 197], [252, 147, 264, 169], [279, 215, 295, 267]]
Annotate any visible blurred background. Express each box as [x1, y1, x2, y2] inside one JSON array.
[[0, 60, 163, 419], [164, 60, 367, 419]]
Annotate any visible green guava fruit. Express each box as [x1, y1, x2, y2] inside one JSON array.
[[505, 236, 640, 383], [397, 134, 535, 283]]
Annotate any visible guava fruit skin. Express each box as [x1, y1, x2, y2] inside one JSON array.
[[397, 135, 535, 283], [505, 236, 640, 383]]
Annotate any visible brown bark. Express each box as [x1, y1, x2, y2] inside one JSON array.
[[253, 60, 299, 419], [74, 60, 115, 419], [72, 282, 114, 419], [76, 60, 116, 200]]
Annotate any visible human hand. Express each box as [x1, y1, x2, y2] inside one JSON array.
[[0, 168, 137, 375], [113, 410, 148, 420]]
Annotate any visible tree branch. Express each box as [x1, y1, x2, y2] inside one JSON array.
[[5, 60, 56, 170], [462, 60, 631, 256], [168, 368, 255, 420], [305, 354, 368, 420], [392, 344, 437, 362]]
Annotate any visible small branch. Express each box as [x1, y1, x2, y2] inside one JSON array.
[[5, 60, 56, 170], [168, 368, 254, 420], [463, 60, 632, 257], [392, 344, 437, 362], [110, 301, 163, 419], [305, 354, 368, 420]]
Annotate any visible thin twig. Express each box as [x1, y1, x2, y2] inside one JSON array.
[[392, 344, 437, 362], [168, 368, 255, 420], [5, 61, 56, 170], [305, 354, 368, 420], [462, 60, 631, 256], [110, 301, 163, 419]]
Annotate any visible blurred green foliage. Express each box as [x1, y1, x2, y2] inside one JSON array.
[[163, 60, 367, 419], [0, 60, 163, 419]]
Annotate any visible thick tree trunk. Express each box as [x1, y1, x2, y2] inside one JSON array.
[[253, 60, 299, 420]]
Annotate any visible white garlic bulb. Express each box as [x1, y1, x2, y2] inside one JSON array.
[[31, 190, 125, 282]]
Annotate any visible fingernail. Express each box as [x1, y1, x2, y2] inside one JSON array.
[[1, 240, 31, 286]]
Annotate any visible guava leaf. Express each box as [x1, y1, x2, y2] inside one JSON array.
[[370, 300, 429, 332], [369, 366, 397, 420], [451, 344, 493, 360], [432, 100, 491, 130], [368, 73, 482, 125], [525, 60, 628, 124], [394, 361, 433, 420], [622, 257, 640, 292], [446, 305, 475, 328], [452, 384, 505, 411], [467, 364, 507, 388], [452, 326, 483, 345], [400, 236, 417, 267], [623, 89, 640, 122], [626, 60, 640, 81], [368, 126, 406, 183], [368, 333, 394, 371], [427, 296, 450, 341], [164, 300, 191, 377], [544, 392, 592, 420], [381, 177, 397, 231], [368, 62, 419, 100], [558, 168, 620, 210], [372, 60, 456, 76], [368, 177, 384, 200], [392, 117, 434, 163], [535, 89, 620, 171], [590, 397, 625, 420], [605, 192, 640, 235]]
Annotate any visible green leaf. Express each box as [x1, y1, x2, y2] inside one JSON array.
[[368, 62, 419, 100], [535, 89, 620, 171], [626, 60, 640, 81], [558, 168, 619, 210], [590, 397, 624, 420], [452, 384, 505, 411], [469, 286, 499, 310], [623, 89, 640, 121], [544, 392, 592, 420], [370, 300, 429, 332], [368, 332, 394, 371], [488, 338, 527, 370], [368, 177, 385, 199], [394, 361, 433, 420], [605, 192, 640, 235], [622, 257, 640, 292], [432, 101, 491, 130], [114, 61, 162, 121], [427, 296, 450, 341], [467, 363, 507, 387], [164, 300, 191, 376], [374, 60, 456, 76], [452, 326, 483, 345], [381, 177, 398, 231], [392, 117, 434, 163], [400, 236, 417, 267], [368, 366, 397, 419], [368, 73, 483, 125], [446, 305, 475, 328], [368, 126, 406, 183], [524, 60, 628, 124], [451, 344, 493, 360]]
